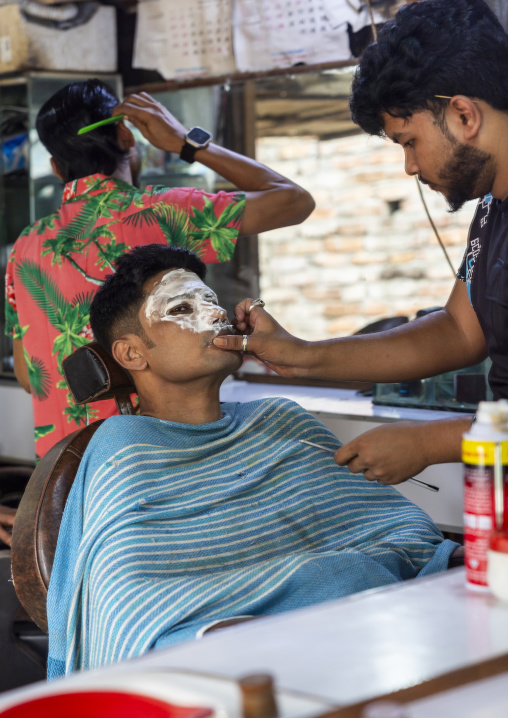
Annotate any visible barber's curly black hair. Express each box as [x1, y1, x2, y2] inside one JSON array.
[[90, 244, 207, 353], [36, 79, 128, 182], [350, 0, 508, 136]]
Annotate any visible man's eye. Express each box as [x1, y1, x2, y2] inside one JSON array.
[[167, 303, 191, 315], [404, 139, 414, 148]]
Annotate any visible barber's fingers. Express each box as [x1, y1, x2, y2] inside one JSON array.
[[124, 91, 154, 104], [334, 442, 359, 468], [119, 93, 180, 122], [113, 100, 153, 135], [117, 98, 166, 122], [339, 455, 374, 479], [115, 92, 158, 112], [113, 94, 151, 122], [232, 298, 264, 332], [114, 94, 187, 145], [335, 441, 384, 483], [213, 334, 245, 352], [214, 300, 269, 351]]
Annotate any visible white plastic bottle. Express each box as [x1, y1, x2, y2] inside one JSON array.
[[462, 400, 508, 590]]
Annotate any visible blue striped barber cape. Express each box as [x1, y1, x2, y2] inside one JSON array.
[[47, 397, 457, 678]]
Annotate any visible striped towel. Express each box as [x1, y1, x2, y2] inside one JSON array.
[[47, 398, 457, 678]]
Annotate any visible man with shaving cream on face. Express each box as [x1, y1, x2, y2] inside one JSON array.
[[46, 243, 459, 678], [5, 79, 314, 462]]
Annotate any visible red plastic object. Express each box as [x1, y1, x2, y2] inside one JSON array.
[[490, 531, 508, 553], [0, 691, 214, 718]]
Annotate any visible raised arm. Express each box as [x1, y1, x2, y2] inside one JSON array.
[[214, 279, 487, 382], [114, 93, 315, 235], [213, 280, 484, 484], [301, 277, 487, 381]]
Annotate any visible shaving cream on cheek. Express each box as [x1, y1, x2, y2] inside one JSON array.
[[145, 269, 226, 334]]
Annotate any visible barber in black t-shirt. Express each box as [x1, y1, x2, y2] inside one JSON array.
[[457, 193, 508, 400], [213, 0, 508, 486]]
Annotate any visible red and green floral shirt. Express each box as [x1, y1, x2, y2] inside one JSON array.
[[5, 174, 245, 460]]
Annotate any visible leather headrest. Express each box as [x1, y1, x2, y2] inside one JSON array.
[[62, 342, 136, 404]]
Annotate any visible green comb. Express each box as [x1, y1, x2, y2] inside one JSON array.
[[77, 114, 126, 135]]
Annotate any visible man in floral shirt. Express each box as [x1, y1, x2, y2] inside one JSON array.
[[5, 80, 314, 462]]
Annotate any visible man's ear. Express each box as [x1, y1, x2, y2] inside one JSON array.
[[117, 122, 135, 151], [112, 336, 148, 373], [447, 95, 482, 142], [50, 157, 64, 181]]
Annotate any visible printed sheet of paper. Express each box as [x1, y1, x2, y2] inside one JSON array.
[[233, 0, 384, 72], [134, 0, 237, 81]]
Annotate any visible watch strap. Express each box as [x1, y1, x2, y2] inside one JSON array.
[[180, 141, 198, 164]]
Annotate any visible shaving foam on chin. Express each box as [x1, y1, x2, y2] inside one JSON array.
[[145, 269, 228, 334]]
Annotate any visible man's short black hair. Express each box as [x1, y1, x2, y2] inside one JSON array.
[[36, 79, 128, 182], [90, 245, 207, 353], [350, 0, 508, 137]]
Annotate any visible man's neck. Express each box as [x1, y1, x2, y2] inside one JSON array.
[[111, 162, 133, 185], [138, 380, 225, 425], [481, 112, 508, 201]]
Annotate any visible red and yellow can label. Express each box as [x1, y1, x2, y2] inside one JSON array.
[[462, 439, 508, 588], [462, 439, 508, 466]]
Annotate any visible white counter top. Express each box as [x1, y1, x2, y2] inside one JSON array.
[[120, 569, 508, 705], [1, 570, 507, 714], [220, 379, 464, 424]]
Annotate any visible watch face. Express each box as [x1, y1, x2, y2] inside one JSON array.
[[186, 126, 212, 147]]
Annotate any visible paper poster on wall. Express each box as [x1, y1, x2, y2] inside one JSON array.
[[134, 0, 237, 80], [233, 0, 384, 72]]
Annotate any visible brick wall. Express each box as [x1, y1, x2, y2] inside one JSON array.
[[256, 133, 476, 340]]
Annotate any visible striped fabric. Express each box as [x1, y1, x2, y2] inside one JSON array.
[[47, 398, 457, 678]]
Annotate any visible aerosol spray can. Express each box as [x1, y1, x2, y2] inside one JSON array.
[[462, 400, 508, 590]]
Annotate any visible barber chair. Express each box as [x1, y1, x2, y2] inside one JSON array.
[[11, 342, 136, 636], [0, 466, 48, 692]]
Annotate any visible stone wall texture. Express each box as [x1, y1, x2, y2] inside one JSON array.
[[256, 133, 476, 340]]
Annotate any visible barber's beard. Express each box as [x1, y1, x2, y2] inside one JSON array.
[[438, 142, 495, 213]]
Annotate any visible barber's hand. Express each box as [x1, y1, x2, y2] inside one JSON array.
[[334, 422, 429, 485], [213, 299, 310, 378], [0, 505, 16, 547], [114, 92, 188, 155]]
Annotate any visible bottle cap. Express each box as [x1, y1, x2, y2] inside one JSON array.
[[476, 399, 508, 427]]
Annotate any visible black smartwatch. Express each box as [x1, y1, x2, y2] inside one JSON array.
[[179, 126, 213, 163]]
